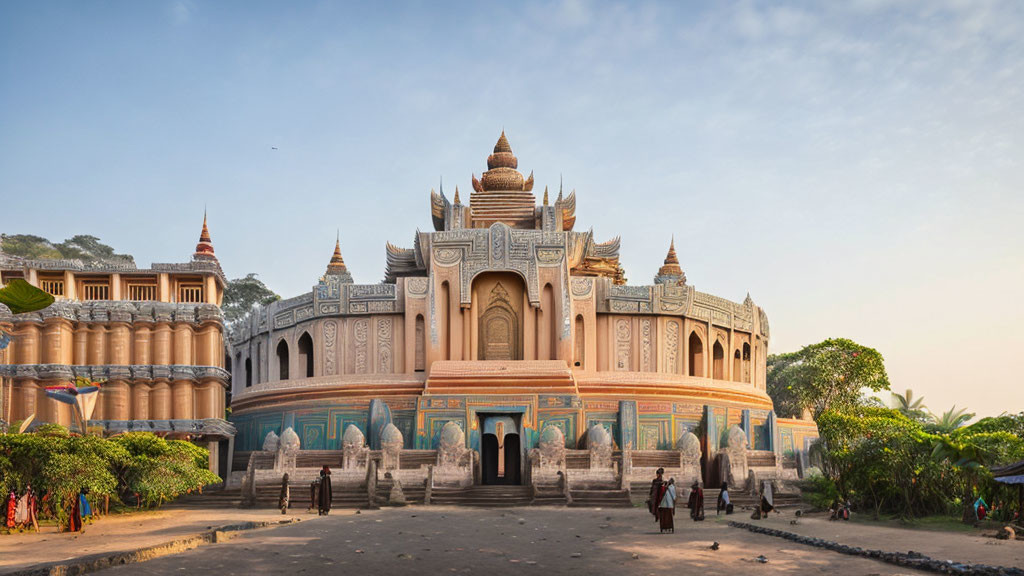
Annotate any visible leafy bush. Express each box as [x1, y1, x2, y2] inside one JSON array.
[[0, 431, 219, 524]]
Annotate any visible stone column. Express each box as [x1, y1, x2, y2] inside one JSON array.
[[153, 322, 172, 366], [105, 380, 131, 420], [132, 383, 151, 420], [12, 381, 38, 422], [150, 380, 172, 419], [133, 325, 152, 365], [42, 317, 73, 365], [173, 324, 194, 365], [172, 381, 194, 419]]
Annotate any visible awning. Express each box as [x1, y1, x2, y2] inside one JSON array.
[[994, 474, 1024, 485]]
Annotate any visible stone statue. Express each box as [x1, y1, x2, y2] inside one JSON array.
[[538, 425, 566, 470], [587, 424, 613, 470], [437, 421, 469, 469], [342, 424, 368, 470], [676, 431, 702, 486], [718, 425, 749, 489], [380, 423, 403, 471], [262, 430, 280, 453], [388, 475, 407, 506], [276, 427, 300, 472]]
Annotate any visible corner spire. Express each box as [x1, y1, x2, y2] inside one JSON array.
[[193, 210, 216, 259], [326, 233, 347, 276], [655, 236, 685, 284], [543, 186, 549, 206], [453, 186, 461, 205]]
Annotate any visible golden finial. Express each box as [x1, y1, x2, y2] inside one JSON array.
[[327, 232, 347, 274], [453, 186, 461, 204], [543, 186, 549, 206], [194, 209, 215, 258]]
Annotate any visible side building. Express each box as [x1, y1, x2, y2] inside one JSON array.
[[0, 218, 233, 474]]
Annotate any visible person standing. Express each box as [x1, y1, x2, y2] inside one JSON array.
[[648, 468, 665, 522], [717, 481, 732, 515], [317, 466, 333, 516], [687, 481, 705, 521], [658, 478, 677, 533]]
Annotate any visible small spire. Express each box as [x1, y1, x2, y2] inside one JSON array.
[[657, 236, 682, 278], [559, 174, 563, 196], [326, 233, 347, 275], [439, 176, 444, 195], [193, 210, 216, 259], [494, 130, 512, 153], [453, 186, 461, 204], [543, 186, 549, 206]]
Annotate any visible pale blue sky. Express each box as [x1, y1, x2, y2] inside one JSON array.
[[2, 1, 1022, 417]]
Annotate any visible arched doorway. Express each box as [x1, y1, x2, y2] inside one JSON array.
[[473, 272, 525, 361], [479, 414, 522, 485]]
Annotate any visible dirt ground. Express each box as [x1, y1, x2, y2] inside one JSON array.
[[96, 507, 934, 576], [0, 506, 301, 574], [5, 505, 1021, 575]]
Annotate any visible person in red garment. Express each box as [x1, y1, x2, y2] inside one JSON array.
[[5, 490, 15, 529]]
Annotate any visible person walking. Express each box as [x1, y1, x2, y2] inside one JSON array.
[[658, 478, 677, 533]]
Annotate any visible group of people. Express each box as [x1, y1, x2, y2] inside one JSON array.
[[647, 468, 712, 533], [4, 484, 39, 532]]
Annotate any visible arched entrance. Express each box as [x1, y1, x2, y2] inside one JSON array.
[[479, 414, 522, 485], [473, 272, 525, 361]]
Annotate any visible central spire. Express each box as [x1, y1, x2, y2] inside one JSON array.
[[468, 130, 537, 229], [193, 211, 217, 260]]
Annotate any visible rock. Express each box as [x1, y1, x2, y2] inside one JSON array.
[[756, 555, 768, 563], [710, 542, 720, 551], [631, 553, 640, 560], [570, 552, 582, 558]]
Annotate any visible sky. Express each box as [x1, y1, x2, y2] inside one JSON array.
[[2, 1, 1023, 418]]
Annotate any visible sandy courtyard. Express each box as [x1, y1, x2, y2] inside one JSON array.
[[87, 506, 948, 576]]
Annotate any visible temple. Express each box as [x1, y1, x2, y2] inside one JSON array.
[[225, 132, 818, 501]]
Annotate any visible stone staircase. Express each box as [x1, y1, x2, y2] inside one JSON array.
[[568, 489, 632, 508], [430, 485, 534, 507]]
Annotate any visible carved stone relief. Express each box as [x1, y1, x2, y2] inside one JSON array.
[[377, 317, 393, 373], [640, 318, 653, 372], [614, 318, 631, 371], [665, 320, 680, 374], [354, 318, 368, 374], [323, 320, 337, 376]]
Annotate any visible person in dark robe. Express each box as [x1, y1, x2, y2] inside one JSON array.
[[658, 478, 677, 533], [317, 466, 332, 516], [279, 473, 290, 515], [648, 468, 665, 521], [687, 481, 704, 521]]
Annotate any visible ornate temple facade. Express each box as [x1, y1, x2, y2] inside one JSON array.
[[0, 218, 233, 473], [228, 133, 818, 493]]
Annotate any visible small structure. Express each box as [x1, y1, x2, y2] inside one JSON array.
[[275, 427, 300, 472], [434, 421, 472, 487], [380, 423, 404, 471], [262, 431, 280, 453], [718, 425, 749, 489], [677, 431, 702, 487], [587, 424, 613, 470], [342, 424, 368, 470]]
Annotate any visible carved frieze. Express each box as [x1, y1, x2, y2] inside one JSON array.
[[377, 317, 393, 373], [323, 320, 337, 376], [665, 320, 680, 374], [570, 277, 593, 299], [354, 319, 368, 374], [640, 318, 653, 372], [615, 318, 631, 371], [406, 277, 428, 296]]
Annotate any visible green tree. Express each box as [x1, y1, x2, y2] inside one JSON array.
[[892, 388, 929, 422], [767, 338, 890, 419], [1, 233, 132, 262], [222, 273, 280, 324], [927, 405, 975, 434]]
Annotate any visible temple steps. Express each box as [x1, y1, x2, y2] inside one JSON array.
[[430, 485, 535, 507], [568, 489, 633, 508]]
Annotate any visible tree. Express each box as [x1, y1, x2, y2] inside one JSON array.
[[892, 388, 929, 422], [928, 406, 975, 434], [1, 233, 132, 262], [767, 338, 890, 419], [221, 273, 280, 325]]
